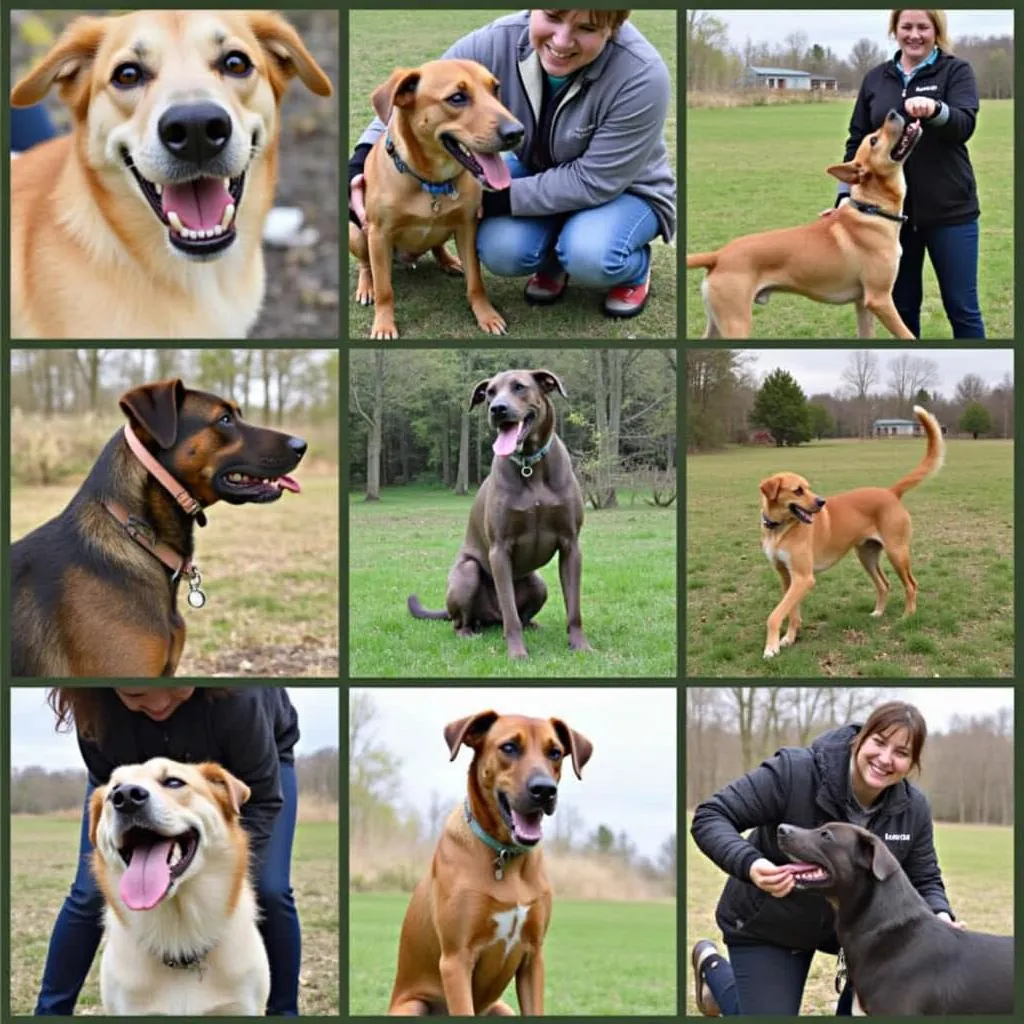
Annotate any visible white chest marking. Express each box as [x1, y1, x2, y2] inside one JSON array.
[[763, 538, 790, 567], [490, 904, 530, 957]]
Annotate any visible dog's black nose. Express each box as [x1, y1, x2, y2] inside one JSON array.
[[111, 783, 150, 814], [527, 774, 558, 807], [490, 401, 509, 420], [777, 823, 793, 838], [500, 121, 525, 149], [816, 497, 827, 508], [158, 102, 233, 165], [288, 436, 308, 459]]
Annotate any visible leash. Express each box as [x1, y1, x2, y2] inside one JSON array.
[[848, 197, 907, 224], [463, 799, 535, 881], [509, 435, 553, 478], [385, 131, 459, 214]]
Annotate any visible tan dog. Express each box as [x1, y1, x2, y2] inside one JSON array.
[[389, 711, 593, 1016], [759, 406, 943, 658], [687, 109, 922, 338], [10, 10, 332, 339], [349, 59, 524, 339], [88, 758, 269, 1015]]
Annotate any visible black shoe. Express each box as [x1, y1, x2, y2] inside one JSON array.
[[692, 939, 722, 1016]]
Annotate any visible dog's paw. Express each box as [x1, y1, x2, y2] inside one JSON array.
[[870, 609, 884, 618], [355, 286, 375, 306], [370, 321, 399, 340], [780, 635, 796, 648], [437, 254, 464, 276], [763, 643, 780, 659]]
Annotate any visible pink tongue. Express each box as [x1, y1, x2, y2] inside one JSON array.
[[493, 423, 520, 457], [277, 474, 301, 494], [161, 178, 231, 231], [476, 151, 512, 190], [781, 862, 818, 874], [511, 809, 543, 842], [119, 838, 174, 910]]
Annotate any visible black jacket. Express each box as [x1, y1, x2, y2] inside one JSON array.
[[78, 688, 299, 870], [841, 51, 980, 228], [690, 724, 952, 953]]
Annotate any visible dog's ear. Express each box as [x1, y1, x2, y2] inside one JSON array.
[[371, 67, 421, 123], [551, 719, 593, 780], [197, 763, 252, 818], [10, 16, 107, 119], [87, 784, 107, 847], [444, 711, 499, 760], [759, 475, 783, 503], [826, 161, 865, 186], [532, 370, 568, 399], [867, 832, 901, 881], [119, 379, 185, 449], [469, 377, 492, 410], [247, 11, 333, 99]]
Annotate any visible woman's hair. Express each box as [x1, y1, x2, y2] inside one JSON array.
[[47, 688, 232, 743], [548, 9, 632, 35], [850, 700, 928, 772], [889, 9, 953, 53]]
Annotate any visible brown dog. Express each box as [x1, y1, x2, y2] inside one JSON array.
[[349, 59, 524, 339], [687, 109, 922, 338], [407, 369, 589, 659], [759, 406, 943, 659], [388, 710, 593, 1016]]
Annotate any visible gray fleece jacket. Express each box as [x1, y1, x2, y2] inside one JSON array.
[[355, 11, 676, 241]]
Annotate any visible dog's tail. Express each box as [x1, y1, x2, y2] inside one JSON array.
[[686, 251, 718, 271], [890, 406, 945, 499], [407, 595, 451, 620]]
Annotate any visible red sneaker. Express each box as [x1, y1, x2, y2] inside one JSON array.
[[524, 270, 569, 305], [604, 265, 651, 318]]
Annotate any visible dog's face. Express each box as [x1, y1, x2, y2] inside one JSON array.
[[119, 378, 306, 506], [372, 59, 524, 191], [776, 822, 901, 903], [827, 109, 922, 194], [89, 758, 250, 912], [445, 711, 593, 847], [469, 369, 567, 458], [760, 472, 826, 526], [11, 11, 331, 263]]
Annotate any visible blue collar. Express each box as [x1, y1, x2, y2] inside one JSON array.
[[464, 799, 534, 880], [509, 434, 553, 478], [894, 46, 939, 84], [385, 132, 459, 210], [762, 513, 781, 530]]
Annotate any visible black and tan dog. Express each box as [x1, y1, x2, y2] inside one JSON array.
[[408, 369, 590, 659], [349, 59, 524, 339], [777, 822, 1013, 1015], [11, 379, 305, 677]]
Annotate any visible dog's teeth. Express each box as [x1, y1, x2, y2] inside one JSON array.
[[223, 177, 231, 190], [219, 203, 236, 231], [167, 210, 185, 234], [155, 183, 163, 196], [168, 845, 181, 867]]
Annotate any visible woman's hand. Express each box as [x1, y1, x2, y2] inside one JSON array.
[[749, 857, 796, 898], [937, 911, 968, 930], [904, 96, 937, 120], [349, 173, 366, 228], [819, 196, 849, 218]]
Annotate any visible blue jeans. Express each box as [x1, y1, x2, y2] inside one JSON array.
[[700, 943, 851, 1015], [35, 763, 301, 1015], [893, 218, 986, 338], [476, 152, 658, 288], [11, 104, 56, 152]]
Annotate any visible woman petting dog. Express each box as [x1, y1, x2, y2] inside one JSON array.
[[824, 9, 986, 338], [34, 688, 302, 1017], [689, 701, 965, 1016], [349, 8, 675, 319]]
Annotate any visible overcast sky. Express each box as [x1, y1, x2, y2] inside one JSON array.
[[9, 687, 339, 770], [746, 348, 1013, 398], [353, 687, 677, 860], [704, 10, 1014, 59]]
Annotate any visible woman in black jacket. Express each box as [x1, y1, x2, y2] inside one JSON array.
[[829, 9, 985, 338], [689, 701, 963, 1015], [34, 687, 302, 1017]]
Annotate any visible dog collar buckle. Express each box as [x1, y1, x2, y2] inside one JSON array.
[[519, 464, 534, 478], [185, 566, 207, 608], [493, 850, 512, 881], [509, 435, 553, 478]]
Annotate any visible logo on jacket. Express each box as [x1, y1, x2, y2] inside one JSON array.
[[914, 84, 939, 92], [885, 832, 911, 841]]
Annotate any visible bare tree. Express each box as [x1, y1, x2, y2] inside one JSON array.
[[887, 354, 939, 415], [954, 373, 988, 405], [840, 350, 880, 437]]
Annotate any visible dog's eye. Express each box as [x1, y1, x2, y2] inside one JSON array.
[[112, 62, 147, 90], [220, 51, 253, 78], [794, 486, 804, 496], [218, 411, 234, 425], [547, 748, 563, 762], [870, 135, 878, 146], [446, 91, 469, 106], [512, 381, 525, 392], [162, 776, 186, 789], [499, 741, 520, 756]]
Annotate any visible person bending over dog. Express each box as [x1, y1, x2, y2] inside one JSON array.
[[34, 688, 302, 1017], [689, 700, 965, 1016], [350, 9, 675, 319]]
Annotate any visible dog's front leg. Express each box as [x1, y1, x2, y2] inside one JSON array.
[[764, 572, 815, 658], [854, 300, 876, 339], [863, 291, 916, 339], [490, 543, 528, 658], [366, 223, 399, 340], [515, 951, 545, 1015], [439, 950, 476, 1015], [558, 540, 591, 652], [453, 218, 507, 336]]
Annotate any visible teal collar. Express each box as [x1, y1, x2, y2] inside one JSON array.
[[464, 799, 534, 880], [509, 434, 553, 478]]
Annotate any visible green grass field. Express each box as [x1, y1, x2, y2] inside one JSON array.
[[685, 99, 1014, 339], [10, 470, 339, 677], [348, 9, 678, 340], [8, 816, 339, 1015], [350, 892, 676, 1014], [348, 485, 677, 678], [685, 818, 1013, 1015], [687, 438, 1013, 677]]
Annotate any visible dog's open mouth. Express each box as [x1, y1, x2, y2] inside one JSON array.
[[780, 860, 832, 889], [890, 119, 922, 162], [497, 791, 544, 846], [216, 468, 301, 503], [440, 134, 512, 192], [121, 148, 246, 258], [492, 412, 535, 458], [117, 826, 200, 911], [789, 502, 818, 525]]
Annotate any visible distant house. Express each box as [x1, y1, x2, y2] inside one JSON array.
[[741, 66, 838, 91], [810, 75, 839, 91], [872, 417, 920, 437]]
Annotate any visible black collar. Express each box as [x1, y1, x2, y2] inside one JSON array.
[[762, 514, 782, 530], [849, 197, 907, 224]]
